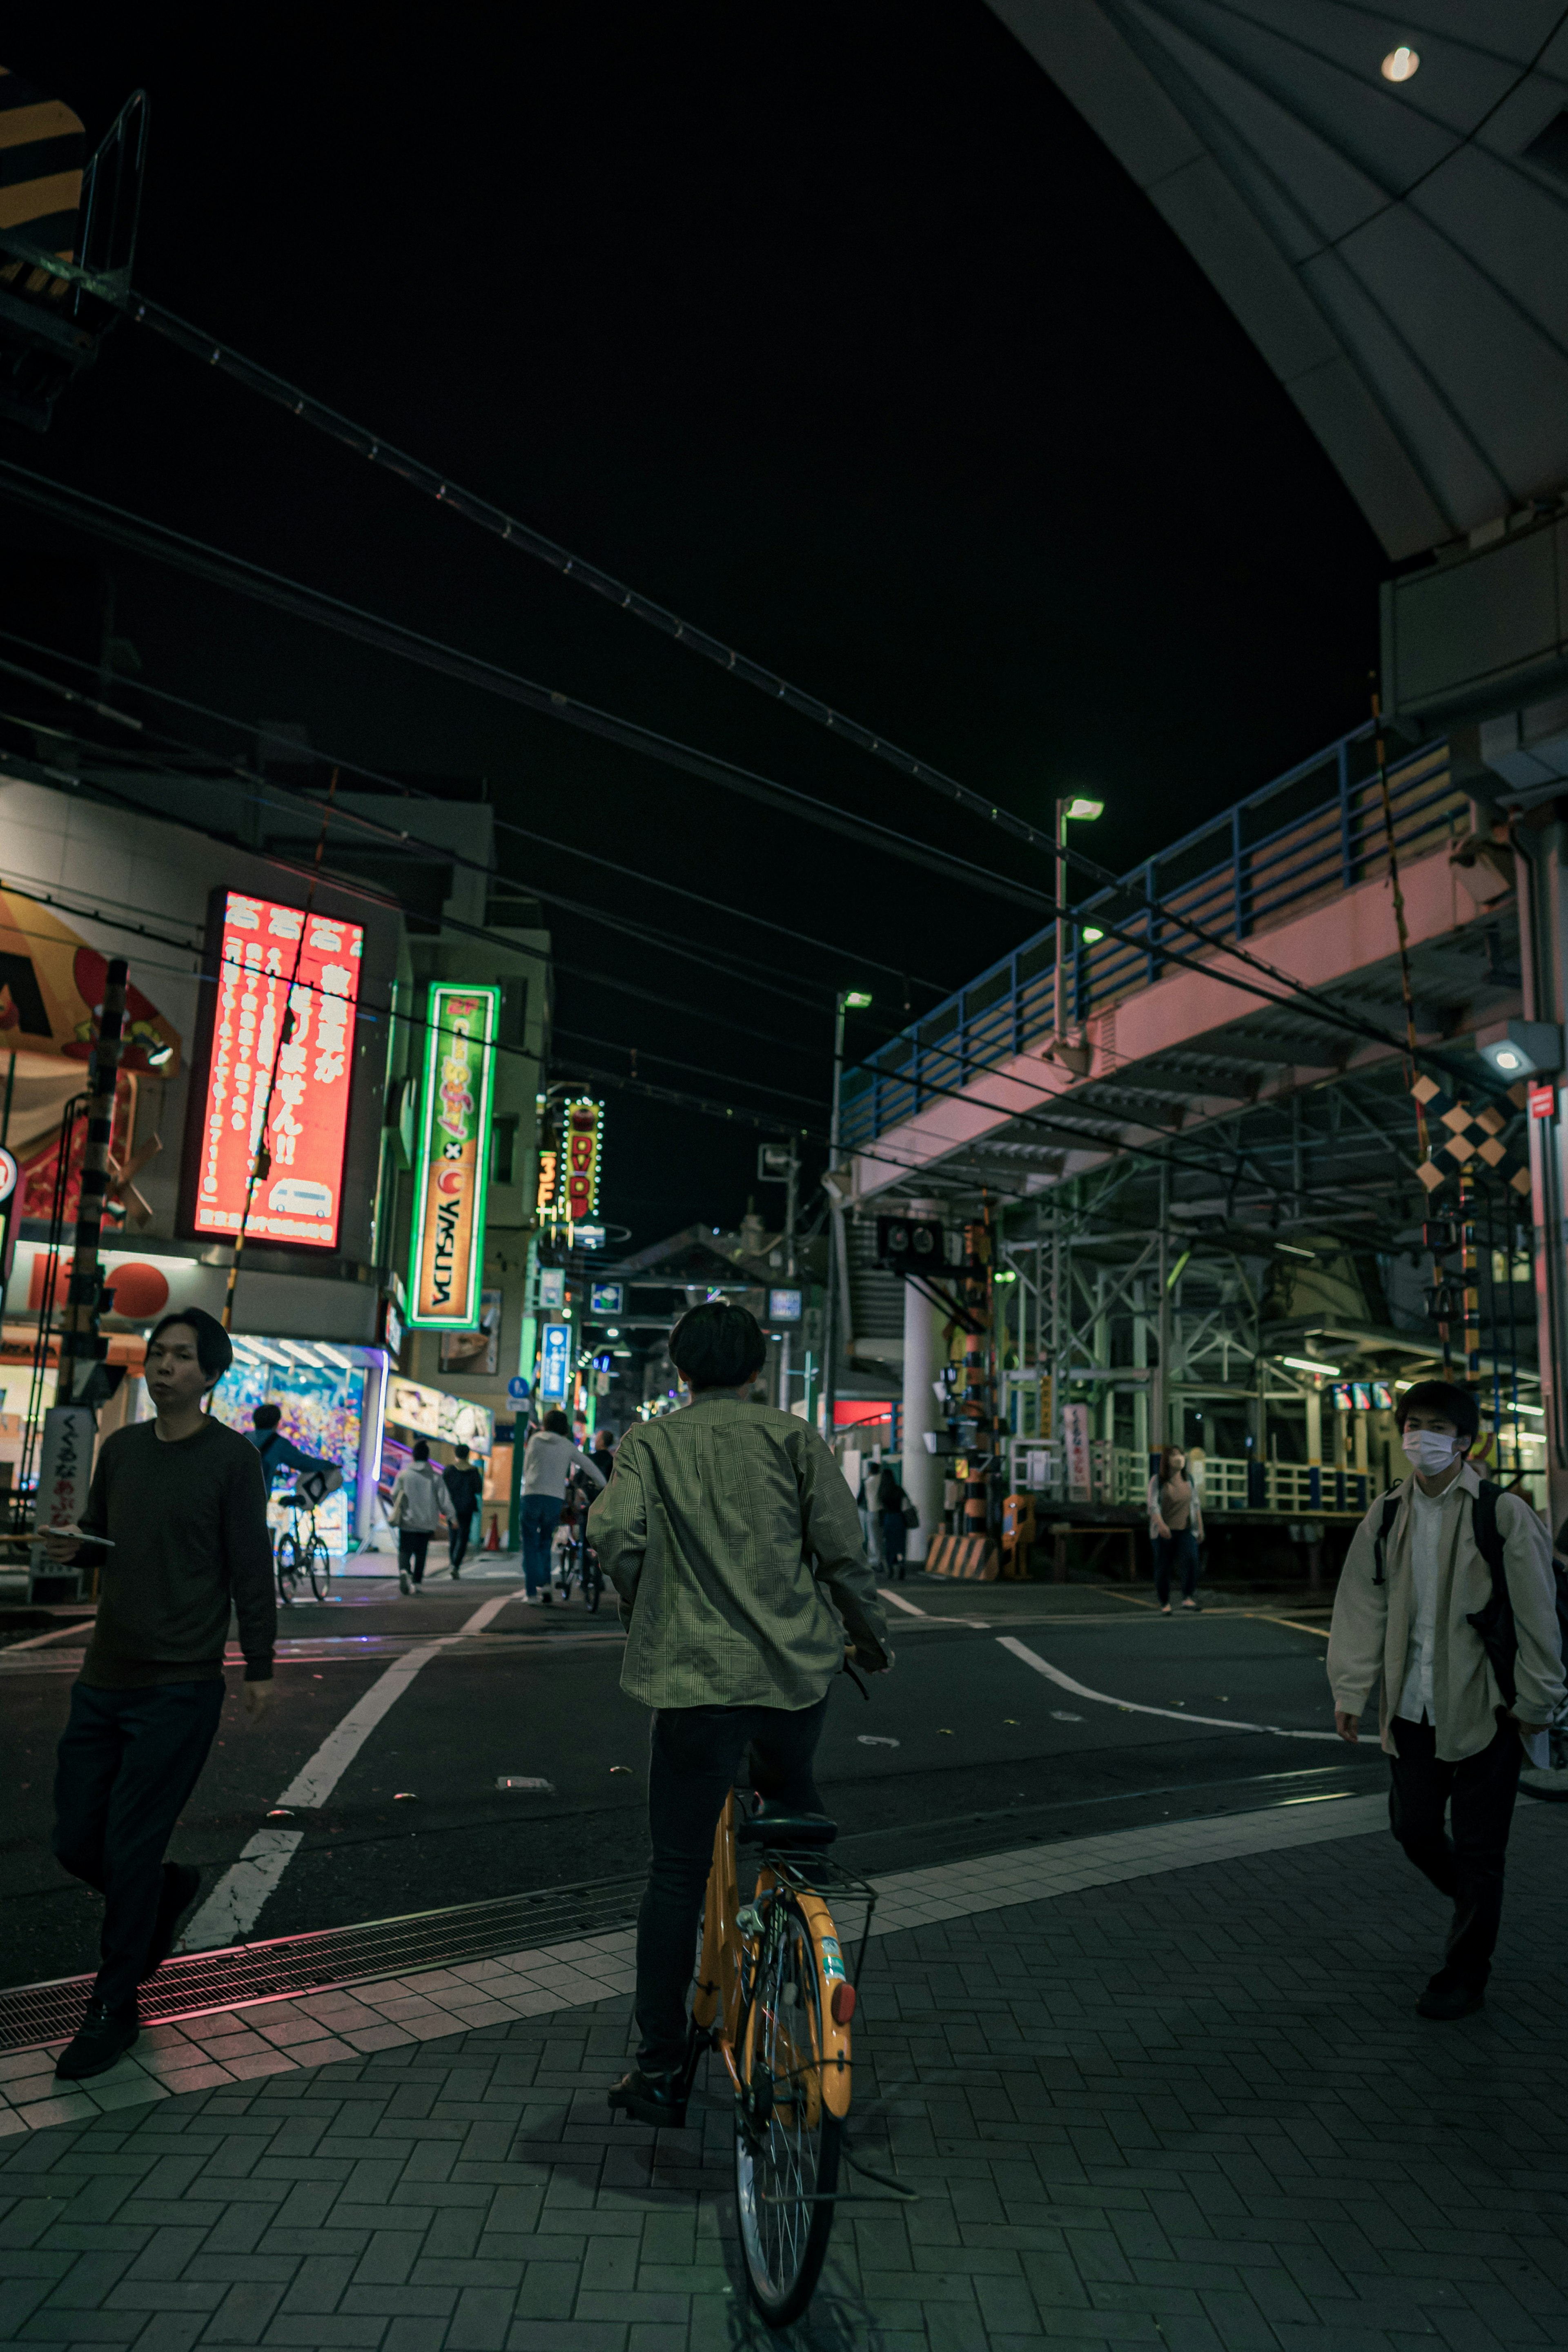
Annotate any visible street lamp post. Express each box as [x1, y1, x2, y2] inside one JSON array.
[[1052, 794, 1104, 1049], [824, 988, 872, 1441]]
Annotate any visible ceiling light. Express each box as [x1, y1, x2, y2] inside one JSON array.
[[1381, 45, 1419, 82], [1511, 1402, 1546, 1417], [1477, 1018, 1563, 1079], [1283, 1355, 1341, 1377], [1275, 1243, 1316, 1259]]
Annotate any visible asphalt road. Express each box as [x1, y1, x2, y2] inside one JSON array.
[[0, 1565, 1387, 1993]]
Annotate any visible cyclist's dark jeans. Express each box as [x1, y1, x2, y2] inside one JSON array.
[[635, 1694, 830, 2073], [399, 1530, 432, 1585]]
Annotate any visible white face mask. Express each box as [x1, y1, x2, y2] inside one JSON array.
[[1402, 1428, 1459, 1474]]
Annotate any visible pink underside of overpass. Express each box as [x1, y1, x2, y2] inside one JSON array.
[[852, 844, 1512, 1199]]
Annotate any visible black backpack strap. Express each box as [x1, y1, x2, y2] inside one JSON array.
[[1372, 1492, 1400, 1586], [1473, 1478, 1506, 1587]]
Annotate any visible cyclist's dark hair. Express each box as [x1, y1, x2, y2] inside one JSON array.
[[412, 1438, 430, 1461], [148, 1309, 232, 1384], [542, 1409, 571, 1436], [1395, 1380, 1479, 1442], [252, 1403, 282, 1430], [670, 1300, 766, 1391]]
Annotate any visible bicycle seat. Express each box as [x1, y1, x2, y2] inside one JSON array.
[[737, 1807, 837, 1848]]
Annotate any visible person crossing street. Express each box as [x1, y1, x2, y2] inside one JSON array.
[[520, 1409, 605, 1602], [387, 1440, 451, 1592], [442, 1443, 485, 1577]]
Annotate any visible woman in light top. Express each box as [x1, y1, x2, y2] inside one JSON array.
[[1148, 1443, 1203, 1614]]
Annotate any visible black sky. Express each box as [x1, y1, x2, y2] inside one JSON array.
[[2, 2, 1386, 1244]]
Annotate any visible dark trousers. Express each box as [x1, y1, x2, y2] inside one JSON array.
[[399, 1529, 432, 1584], [52, 1679, 224, 2014], [448, 1518, 472, 1571], [1154, 1529, 1199, 1603], [520, 1494, 561, 1594], [1389, 1717, 1522, 1987], [880, 1510, 906, 1574], [636, 1694, 830, 2072]]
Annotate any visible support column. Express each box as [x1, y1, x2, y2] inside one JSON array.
[[1513, 812, 1568, 1529], [1305, 1384, 1323, 1509], [900, 1199, 944, 1563]]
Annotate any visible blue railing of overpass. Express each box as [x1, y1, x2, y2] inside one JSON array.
[[840, 720, 1462, 1153]]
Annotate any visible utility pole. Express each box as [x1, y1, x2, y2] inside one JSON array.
[[824, 988, 871, 1441], [1051, 794, 1104, 1051]]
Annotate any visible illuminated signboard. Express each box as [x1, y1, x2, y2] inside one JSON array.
[[408, 983, 499, 1328], [195, 893, 363, 1249], [768, 1286, 803, 1324], [590, 1281, 624, 1314], [385, 1373, 494, 1454], [562, 1098, 603, 1224], [540, 1321, 570, 1402]]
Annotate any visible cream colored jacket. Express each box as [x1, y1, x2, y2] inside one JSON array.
[[1326, 1460, 1564, 1760]]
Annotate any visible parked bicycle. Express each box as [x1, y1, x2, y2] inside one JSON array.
[[553, 1478, 604, 1611], [274, 1465, 341, 1605]]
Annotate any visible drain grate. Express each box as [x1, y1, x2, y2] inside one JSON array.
[[0, 1872, 643, 2053]]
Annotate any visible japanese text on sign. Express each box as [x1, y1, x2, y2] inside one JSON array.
[[409, 984, 499, 1328], [195, 894, 363, 1248]]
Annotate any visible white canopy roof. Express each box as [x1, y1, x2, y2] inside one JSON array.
[[988, 1, 1568, 556]]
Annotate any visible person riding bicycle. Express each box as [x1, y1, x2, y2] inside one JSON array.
[[245, 1403, 332, 1493], [588, 1299, 892, 2127]]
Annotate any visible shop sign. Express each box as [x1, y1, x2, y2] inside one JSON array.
[[539, 1321, 570, 1402], [562, 1098, 603, 1224], [590, 1281, 624, 1314], [767, 1286, 802, 1324], [36, 1404, 96, 1534], [538, 1266, 566, 1311], [7, 1243, 224, 1324], [385, 1373, 494, 1454], [194, 892, 363, 1249], [409, 984, 499, 1327]]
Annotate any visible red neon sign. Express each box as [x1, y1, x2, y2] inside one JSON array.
[[194, 893, 363, 1249]]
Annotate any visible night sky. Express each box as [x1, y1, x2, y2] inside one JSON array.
[[2, 3, 1385, 1246]]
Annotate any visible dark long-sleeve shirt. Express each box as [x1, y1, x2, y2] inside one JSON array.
[[78, 1417, 276, 1688], [245, 1425, 329, 1489]]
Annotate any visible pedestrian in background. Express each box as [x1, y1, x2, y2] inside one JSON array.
[[521, 1408, 606, 1603], [441, 1443, 485, 1578], [43, 1309, 274, 2082], [877, 1456, 912, 1581], [1328, 1380, 1564, 2020], [388, 1440, 450, 1594], [1149, 1444, 1203, 1612], [590, 1425, 616, 1487]]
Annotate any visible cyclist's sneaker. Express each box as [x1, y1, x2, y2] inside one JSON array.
[[608, 2064, 688, 2128]]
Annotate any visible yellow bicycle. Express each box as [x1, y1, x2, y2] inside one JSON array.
[[691, 1790, 891, 2325]]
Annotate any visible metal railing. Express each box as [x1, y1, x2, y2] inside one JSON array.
[[842, 723, 1459, 1150]]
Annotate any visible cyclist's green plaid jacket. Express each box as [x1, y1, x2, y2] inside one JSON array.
[[588, 1396, 892, 1710]]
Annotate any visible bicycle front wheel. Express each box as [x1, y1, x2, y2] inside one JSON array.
[[734, 1894, 842, 2327], [307, 1537, 332, 1601], [275, 1534, 300, 1604]]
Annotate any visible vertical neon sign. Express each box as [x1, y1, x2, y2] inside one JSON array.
[[408, 983, 499, 1328]]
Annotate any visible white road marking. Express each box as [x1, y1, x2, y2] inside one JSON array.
[[4, 1622, 91, 1651], [878, 1588, 928, 1616], [997, 1635, 1341, 1741], [178, 1588, 526, 1953]]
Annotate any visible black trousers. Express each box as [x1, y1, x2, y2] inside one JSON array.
[[1154, 1529, 1199, 1603], [399, 1529, 432, 1584], [448, 1518, 471, 1570], [1388, 1716, 1522, 1987], [635, 1693, 830, 2072], [53, 1678, 224, 2013]]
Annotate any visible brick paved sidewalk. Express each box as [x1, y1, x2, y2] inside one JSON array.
[[2, 1802, 1566, 2352]]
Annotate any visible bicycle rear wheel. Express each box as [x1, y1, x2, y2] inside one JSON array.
[[275, 1533, 300, 1605], [734, 1893, 842, 2326], [307, 1536, 332, 1601], [585, 1553, 602, 1614]]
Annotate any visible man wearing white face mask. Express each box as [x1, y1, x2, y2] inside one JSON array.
[[1327, 1381, 1565, 2020]]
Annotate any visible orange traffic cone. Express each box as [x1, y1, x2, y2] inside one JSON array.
[[486, 1513, 501, 1551]]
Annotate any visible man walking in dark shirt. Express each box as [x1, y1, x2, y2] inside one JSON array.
[[43, 1309, 275, 2082], [442, 1443, 485, 1577]]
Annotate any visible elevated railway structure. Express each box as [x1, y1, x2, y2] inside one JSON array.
[[836, 721, 1559, 1558]]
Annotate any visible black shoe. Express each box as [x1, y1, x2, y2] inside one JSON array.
[[140, 1862, 201, 1983], [608, 2064, 688, 2128], [1417, 1974, 1485, 2021], [55, 2000, 138, 2081], [540, 1588, 553, 1605]]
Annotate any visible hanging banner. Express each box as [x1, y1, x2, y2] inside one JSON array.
[[1063, 1401, 1092, 1498], [192, 892, 363, 1249], [408, 983, 499, 1328]]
